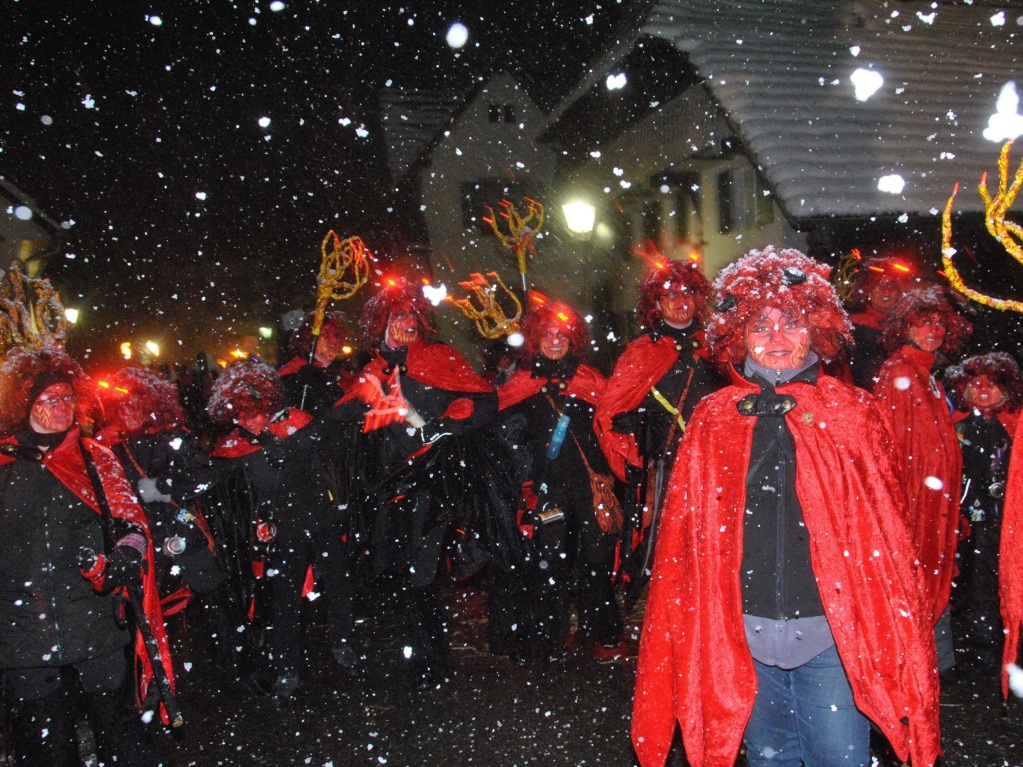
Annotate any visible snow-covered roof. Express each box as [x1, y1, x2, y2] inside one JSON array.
[[379, 89, 465, 184], [641, 0, 1022, 219]]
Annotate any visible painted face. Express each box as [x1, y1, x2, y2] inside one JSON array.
[[385, 304, 419, 349], [744, 306, 811, 371], [867, 278, 903, 315], [539, 323, 571, 360], [314, 325, 349, 366], [658, 283, 697, 328], [907, 311, 947, 354], [964, 375, 1006, 413], [29, 382, 76, 434]]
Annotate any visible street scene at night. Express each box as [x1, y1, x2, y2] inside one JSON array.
[[3, 1, 1023, 766]]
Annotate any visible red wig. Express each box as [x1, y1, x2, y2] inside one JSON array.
[[101, 366, 186, 438], [846, 255, 922, 312], [287, 310, 353, 360], [206, 360, 283, 424], [358, 278, 433, 351], [708, 246, 852, 367], [0, 345, 99, 437], [944, 351, 1023, 412], [520, 299, 591, 361], [635, 258, 712, 330], [880, 285, 973, 356]]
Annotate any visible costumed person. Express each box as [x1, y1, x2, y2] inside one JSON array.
[[498, 298, 624, 662], [329, 277, 518, 688], [278, 310, 356, 415], [0, 347, 169, 767], [206, 360, 355, 705], [632, 246, 941, 767], [944, 352, 1022, 672], [845, 256, 917, 389], [874, 285, 973, 673], [96, 366, 224, 621], [593, 257, 723, 603]]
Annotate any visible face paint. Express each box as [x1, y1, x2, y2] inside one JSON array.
[[964, 375, 1006, 413], [907, 312, 947, 353], [314, 325, 347, 366], [867, 278, 903, 315], [385, 305, 419, 349], [744, 306, 811, 371], [539, 323, 570, 360], [658, 284, 697, 328], [29, 382, 76, 434]]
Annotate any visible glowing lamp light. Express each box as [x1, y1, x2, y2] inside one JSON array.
[[64, 308, 79, 324], [983, 81, 1023, 142], [341, 345, 353, 356], [850, 68, 884, 101], [230, 349, 248, 360], [258, 326, 273, 339], [446, 22, 469, 49], [145, 341, 160, 357], [120, 342, 132, 360], [562, 200, 596, 234]]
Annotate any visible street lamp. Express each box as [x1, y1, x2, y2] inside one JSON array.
[[563, 200, 596, 234], [64, 308, 79, 325], [145, 340, 160, 358]]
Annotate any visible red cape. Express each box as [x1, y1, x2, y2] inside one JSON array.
[[211, 408, 314, 458], [0, 429, 174, 720], [1000, 415, 1023, 696], [593, 334, 694, 481], [632, 373, 940, 767], [497, 362, 606, 410], [849, 305, 886, 332], [874, 346, 962, 623]]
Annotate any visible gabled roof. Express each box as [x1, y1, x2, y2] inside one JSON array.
[[379, 88, 465, 184], [640, 0, 1022, 219]]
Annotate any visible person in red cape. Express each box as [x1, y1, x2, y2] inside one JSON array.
[[498, 297, 623, 662], [632, 246, 940, 767], [944, 352, 1022, 673], [0, 346, 168, 767], [206, 359, 354, 704], [593, 257, 723, 599], [999, 397, 1023, 698], [331, 277, 498, 688], [874, 285, 972, 673], [845, 255, 920, 389], [278, 309, 356, 414], [96, 366, 223, 619]]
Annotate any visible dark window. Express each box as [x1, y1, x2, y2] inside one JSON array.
[[642, 198, 660, 244], [488, 104, 501, 123], [755, 172, 774, 226], [717, 169, 735, 233], [504, 104, 516, 123]]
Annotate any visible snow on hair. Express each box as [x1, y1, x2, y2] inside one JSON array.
[[943, 351, 1023, 411], [520, 301, 590, 361], [102, 366, 185, 437], [880, 285, 973, 356], [206, 359, 283, 423], [635, 259, 712, 331], [357, 277, 433, 351], [0, 345, 97, 436]]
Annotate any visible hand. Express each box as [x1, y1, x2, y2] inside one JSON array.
[[104, 533, 147, 589], [404, 404, 426, 430], [136, 477, 172, 504]]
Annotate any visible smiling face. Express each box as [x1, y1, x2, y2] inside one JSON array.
[[29, 382, 77, 434], [907, 311, 947, 353], [867, 277, 903, 315], [964, 374, 1006, 413], [744, 306, 811, 371], [385, 304, 419, 349], [657, 283, 698, 328], [539, 323, 571, 360]]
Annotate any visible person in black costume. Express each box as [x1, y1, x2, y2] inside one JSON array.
[[278, 310, 356, 415], [945, 351, 1023, 670], [0, 347, 166, 767], [206, 360, 354, 705]]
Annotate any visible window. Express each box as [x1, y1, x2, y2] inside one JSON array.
[[718, 166, 769, 233], [487, 103, 517, 124]]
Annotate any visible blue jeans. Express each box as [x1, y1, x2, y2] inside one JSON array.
[[744, 645, 870, 767]]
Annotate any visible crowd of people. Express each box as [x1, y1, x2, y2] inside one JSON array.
[[1, 245, 1021, 767]]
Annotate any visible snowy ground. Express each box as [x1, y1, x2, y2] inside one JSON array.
[[153, 580, 1020, 767]]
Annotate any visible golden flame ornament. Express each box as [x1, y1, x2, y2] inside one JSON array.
[[0, 262, 69, 355], [483, 198, 544, 293], [449, 272, 523, 340], [313, 232, 372, 337]]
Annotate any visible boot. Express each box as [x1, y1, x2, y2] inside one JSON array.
[[7, 687, 82, 767], [83, 689, 165, 767]]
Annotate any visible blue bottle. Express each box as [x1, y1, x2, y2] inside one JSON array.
[[546, 414, 571, 459]]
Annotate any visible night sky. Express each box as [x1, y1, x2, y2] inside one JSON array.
[[2, 1, 624, 368]]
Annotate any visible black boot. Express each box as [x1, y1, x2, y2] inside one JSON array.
[[7, 687, 82, 767], [83, 689, 165, 767]]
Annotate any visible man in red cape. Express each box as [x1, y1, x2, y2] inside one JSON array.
[[0, 346, 169, 766], [873, 286, 972, 672], [632, 247, 940, 767]]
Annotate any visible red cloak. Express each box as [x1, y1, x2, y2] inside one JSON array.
[[632, 373, 940, 767], [497, 362, 606, 410], [874, 345, 962, 623], [1000, 415, 1023, 696], [593, 333, 706, 481], [0, 429, 173, 720]]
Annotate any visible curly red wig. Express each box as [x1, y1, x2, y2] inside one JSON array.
[[287, 310, 352, 360], [635, 258, 712, 330], [101, 367, 186, 438], [0, 345, 99, 437], [206, 360, 283, 424], [520, 300, 591, 361], [880, 285, 973, 356], [944, 352, 1023, 412], [708, 246, 852, 367], [358, 278, 433, 351]]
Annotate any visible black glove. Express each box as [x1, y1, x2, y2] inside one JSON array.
[[103, 534, 147, 589]]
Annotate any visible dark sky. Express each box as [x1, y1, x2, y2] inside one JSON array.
[[1, 0, 626, 367]]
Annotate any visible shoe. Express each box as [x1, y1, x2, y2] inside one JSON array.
[[332, 645, 359, 677]]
